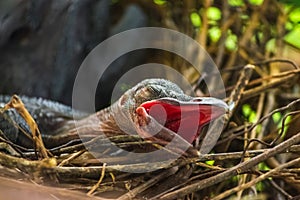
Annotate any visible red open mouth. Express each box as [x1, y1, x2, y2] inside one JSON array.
[[137, 97, 228, 143]]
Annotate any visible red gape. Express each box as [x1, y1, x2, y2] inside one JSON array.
[[139, 100, 225, 143]]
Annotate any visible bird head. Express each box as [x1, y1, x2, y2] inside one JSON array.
[[117, 79, 228, 144]]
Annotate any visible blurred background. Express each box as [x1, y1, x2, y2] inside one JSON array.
[[0, 0, 299, 109]]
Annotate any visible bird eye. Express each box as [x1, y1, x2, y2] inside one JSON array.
[[148, 86, 161, 95]]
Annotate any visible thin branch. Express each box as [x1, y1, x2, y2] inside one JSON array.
[[87, 163, 107, 196], [117, 168, 177, 200], [158, 132, 300, 199], [211, 157, 300, 200]]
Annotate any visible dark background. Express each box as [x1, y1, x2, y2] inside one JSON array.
[[0, 0, 299, 110]]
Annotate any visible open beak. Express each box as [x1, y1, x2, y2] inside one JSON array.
[[136, 97, 228, 144]]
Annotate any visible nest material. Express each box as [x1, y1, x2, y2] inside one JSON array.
[[0, 62, 300, 200]]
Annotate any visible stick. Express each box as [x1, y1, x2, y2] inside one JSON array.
[[159, 132, 300, 199]]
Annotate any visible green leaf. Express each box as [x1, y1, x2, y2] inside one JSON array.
[[249, 0, 264, 5], [284, 115, 292, 125], [242, 104, 257, 123], [285, 21, 294, 30], [266, 38, 275, 53], [272, 112, 282, 124], [153, 0, 167, 5], [256, 124, 262, 134], [278, 0, 300, 6], [249, 112, 257, 123], [225, 31, 238, 51], [207, 7, 221, 21], [242, 104, 252, 117], [258, 162, 270, 171], [241, 14, 250, 20], [209, 26, 221, 42], [205, 160, 215, 166], [190, 12, 201, 27], [228, 0, 244, 6], [281, 115, 292, 138], [285, 26, 300, 49], [289, 8, 300, 23], [256, 181, 265, 192]]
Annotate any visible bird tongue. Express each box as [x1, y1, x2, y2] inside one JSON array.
[[138, 98, 226, 143]]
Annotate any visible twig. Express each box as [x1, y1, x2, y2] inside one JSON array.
[[117, 168, 177, 200], [267, 176, 294, 199], [197, 0, 210, 48], [246, 99, 300, 136], [211, 157, 300, 200], [243, 74, 296, 100], [226, 64, 255, 122], [58, 149, 87, 167], [1, 144, 300, 180], [1, 95, 50, 159], [0, 151, 57, 179], [158, 132, 300, 199], [220, 68, 300, 100], [87, 163, 107, 196], [243, 110, 300, 156], [215, 1, 230, 67], [227, 64, 255, 108], [254, 58, 299, 69]]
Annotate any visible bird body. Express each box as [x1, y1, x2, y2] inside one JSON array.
[[0, 79, 228, 156]]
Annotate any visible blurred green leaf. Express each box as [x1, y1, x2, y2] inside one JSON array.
[[285, 115, 292, 124], [258, 162, 270, 171], [232, 175, 239, 182], [285, 25, 300, 49], [190, 12, 201, 27], [249, 0, 264, 5], [281, 115, 292, 138], [266, 38, 275, 53], [225, 31, 238, 51], [209, 26, 221, 42], [256, 181, 265, 192], [153, 0, 167, 5], [242, 104, 257, 123], [205, 160, 215, 166], [256, 124, 262, 134], [241, 14, 250, 20], [289, 7, 300, 23], [229, 0, 244, 6], [272, 112, 282, 124], [242, 104, 252, 117], [249, 112, 257, 123], [285, 21, 294, 30], [207, 7, 221, 21], [278, 0, 300, 6]]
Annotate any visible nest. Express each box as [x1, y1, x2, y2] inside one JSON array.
[[0, 62, 300, 200]]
